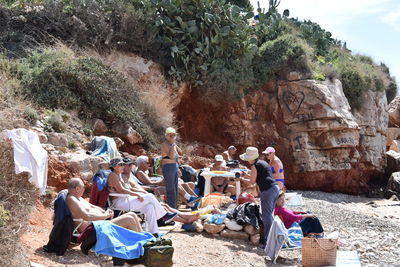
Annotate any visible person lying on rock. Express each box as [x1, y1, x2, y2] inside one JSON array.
[[132, 156, 200, 206], [274, 191, 324, 236], [66, 177, 143, 234], [210, 154, 236, 196]]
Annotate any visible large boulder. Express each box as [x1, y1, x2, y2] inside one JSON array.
[[386, 128, 400, 147], [111, 121, 143, 145], [175, 78, 388, 193], [203, 223, 225, 234], [387, 172, 400, 198], [47, 132, 69, 147]]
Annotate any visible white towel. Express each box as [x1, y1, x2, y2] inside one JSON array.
[[2, 128, 48, 193]]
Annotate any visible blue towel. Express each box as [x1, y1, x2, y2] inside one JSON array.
[[287, 222, 303, 248], [93, 221, 155, 260], [92, 170, 111, 191]]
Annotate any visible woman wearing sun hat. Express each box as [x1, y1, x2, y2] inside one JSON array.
[[238, 147, 280, 247], [161, 127, 182, 208]]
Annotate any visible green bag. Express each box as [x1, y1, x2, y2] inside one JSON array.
[[125, 238, 174, 267], [144, 245, 174, 267]]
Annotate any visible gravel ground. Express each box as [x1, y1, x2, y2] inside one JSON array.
[[24, 191, 400, 267]]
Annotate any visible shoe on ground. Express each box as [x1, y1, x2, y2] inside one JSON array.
[[161, 212, 178, 224], [187, 196, 201, 204], [157, 218, 176, 227]]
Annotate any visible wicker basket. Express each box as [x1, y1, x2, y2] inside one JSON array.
[[302, 237, 337, 266]]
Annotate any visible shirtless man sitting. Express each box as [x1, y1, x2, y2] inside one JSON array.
[[66, 177, 142, 233]]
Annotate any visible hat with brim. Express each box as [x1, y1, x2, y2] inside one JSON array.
[[110, 157, 124, 167], [214, 154, 224, 162], [165, 127, 176, 135], [240, 147, 259, 161], [123, 157, 134, 165], [262, 147, 275, 154]]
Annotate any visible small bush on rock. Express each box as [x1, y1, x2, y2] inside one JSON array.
[[16, 49, 159, 147]]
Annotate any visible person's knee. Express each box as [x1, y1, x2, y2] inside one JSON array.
[[126, 211, 139, 220]]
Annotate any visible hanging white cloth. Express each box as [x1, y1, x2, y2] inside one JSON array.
[[1, 128, 48, 194]]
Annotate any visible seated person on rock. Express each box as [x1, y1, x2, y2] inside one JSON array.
[[210, 154, 235, 196], [274, 191, 323, 236], [122, 157, 200, 225], [222, 145, 237, 161], [133, 155, 200, 205], [66, 177, 143, 234]]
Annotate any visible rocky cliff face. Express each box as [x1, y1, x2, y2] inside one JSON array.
[[176, 75, 388, 194]]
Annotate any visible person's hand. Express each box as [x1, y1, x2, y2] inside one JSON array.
[[136, 195, 144, 202], [305, 214, 316, 219], [105, 209, 114, 219]]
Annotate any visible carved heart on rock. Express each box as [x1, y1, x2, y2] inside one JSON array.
[[282, 91, 305, 116]]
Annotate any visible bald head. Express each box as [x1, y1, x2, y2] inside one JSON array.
[[68, 177, 84, 191]]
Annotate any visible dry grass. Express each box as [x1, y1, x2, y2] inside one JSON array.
[[137, 70, 175, 133], [0, 140, 39, 267]]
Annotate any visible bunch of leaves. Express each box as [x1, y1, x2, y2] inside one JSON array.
[[16, 49, 160, 147], [227, 0, 253, 11], [326, 48, 391, 109], [289, 19, 335, 57], [0, 0, 158, 57], [149, 0, 257, 96], [253, 34, 312, 87], [22, 106, 40, 123], [47, 111, 66, 133]]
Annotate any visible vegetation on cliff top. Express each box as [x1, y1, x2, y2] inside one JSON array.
[[1, 0, 396, 109]]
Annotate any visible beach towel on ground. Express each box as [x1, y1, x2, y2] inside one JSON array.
[[1, 128, 48, 193], [93, 221, 155, 260]]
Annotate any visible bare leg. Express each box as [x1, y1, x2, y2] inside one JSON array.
[[111, 212, 143, 232], [161, 203, 200, 223]]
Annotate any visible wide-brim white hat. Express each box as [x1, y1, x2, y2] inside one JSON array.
[[240, 147, 259, 161]]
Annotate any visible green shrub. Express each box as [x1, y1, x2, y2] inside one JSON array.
[[150, 0, 257, 95], [68, 140, 77, 149], [82, 127, 92, 137], [0, 205, 10, 227], [47, 112, 66, 133], [327, 48, 390, 109], [22, 106, 40, 123], [253, 34, 311, 86], [16, 49, 159, 147]]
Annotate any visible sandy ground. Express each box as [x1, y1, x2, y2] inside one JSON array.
[[22, 191, 400, 267]]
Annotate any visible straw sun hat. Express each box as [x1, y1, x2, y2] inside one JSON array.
[[239, 147, 259, 161]]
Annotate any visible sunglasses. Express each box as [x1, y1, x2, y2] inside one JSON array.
[[117, 163, 125, 166]]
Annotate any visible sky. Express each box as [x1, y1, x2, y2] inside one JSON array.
[[250, 0, 400, 90]]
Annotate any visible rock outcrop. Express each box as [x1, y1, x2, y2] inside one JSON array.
[[388, 96, 400, 127], [175, 77, 388, 193]]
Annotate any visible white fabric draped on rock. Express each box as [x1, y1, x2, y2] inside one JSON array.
[[1, 128, 48, 193]]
